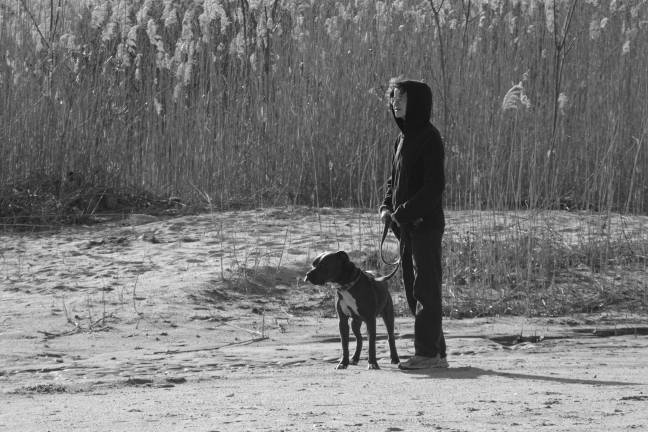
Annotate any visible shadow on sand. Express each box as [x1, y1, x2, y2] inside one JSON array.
[[401, 366, 641, 386]]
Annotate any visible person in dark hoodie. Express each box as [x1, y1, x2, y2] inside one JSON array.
[[380, 77, 448, 370]]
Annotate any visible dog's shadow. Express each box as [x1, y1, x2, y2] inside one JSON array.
[[401, 366, 640, 386]]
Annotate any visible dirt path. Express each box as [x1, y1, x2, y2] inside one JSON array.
[[2, 316, 648, 431], [1, 207, 647, 431]]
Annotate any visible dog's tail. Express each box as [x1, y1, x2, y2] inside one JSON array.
[[375, 261, 400, 282]]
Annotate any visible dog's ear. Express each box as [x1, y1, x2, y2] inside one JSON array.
[[311, 252, 326, 267], [335, 251, 349, 262]]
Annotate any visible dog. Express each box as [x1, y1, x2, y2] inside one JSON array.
[[304, 251, 400, 370]]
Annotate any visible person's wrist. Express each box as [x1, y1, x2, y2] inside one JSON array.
[[391, 207, 404, 226], [380, 209, 391, 223]]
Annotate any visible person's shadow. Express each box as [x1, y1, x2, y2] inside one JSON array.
[[399, 366, 641, 386]]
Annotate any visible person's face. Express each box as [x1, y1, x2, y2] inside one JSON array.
[[391, 87, 407, 119]]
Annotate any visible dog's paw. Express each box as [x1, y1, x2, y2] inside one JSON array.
[[350, 357, 360, 365], [367, 363, 381, 370], [335, 362, 349, 370]]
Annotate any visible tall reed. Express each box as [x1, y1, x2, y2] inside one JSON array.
[[1, 0, 647, 213]]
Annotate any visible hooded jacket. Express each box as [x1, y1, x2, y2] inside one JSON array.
[[381, 80, 445, 230]]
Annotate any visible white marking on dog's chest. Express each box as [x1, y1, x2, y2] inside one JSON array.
[[338, 290, 360, 317]]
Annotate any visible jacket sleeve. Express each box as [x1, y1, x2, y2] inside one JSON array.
[[392, 129, 445, 223], [379, 136, 401, 213], [380, 174, 393, 213]]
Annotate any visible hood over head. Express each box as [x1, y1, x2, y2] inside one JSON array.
[[389, 78, 433, 134]]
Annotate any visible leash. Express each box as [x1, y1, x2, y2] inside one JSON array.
[[332, 223, 400, 289], [379, 221, 400, 267]]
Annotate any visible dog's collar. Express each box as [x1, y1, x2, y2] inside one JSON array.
[[335, 269, 363, 291]]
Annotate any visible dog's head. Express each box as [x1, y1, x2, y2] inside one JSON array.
[[304, 251, 354, 285]]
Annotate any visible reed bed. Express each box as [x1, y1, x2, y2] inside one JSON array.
[[1, 0, 647, 315], [1, 0, 647, 214]]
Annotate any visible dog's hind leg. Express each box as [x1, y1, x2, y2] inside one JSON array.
[[336, 316, 351, 370], [383, 299, 400, 365], [366, 317, 380, 370], [350, 318, 362, 365]]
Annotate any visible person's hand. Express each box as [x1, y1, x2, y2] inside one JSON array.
[[380, 209, 392, 225], [390, 212, 401, 227]]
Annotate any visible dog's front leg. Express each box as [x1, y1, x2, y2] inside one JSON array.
[[350, 318, 362, 365], [336, 315, 351, 370], [365, 317, 380, 370]]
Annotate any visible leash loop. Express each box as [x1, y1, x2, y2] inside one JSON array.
[[379, 221, 400, 267]]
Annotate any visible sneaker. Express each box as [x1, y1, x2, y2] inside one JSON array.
[[398, 354, 449, 370]]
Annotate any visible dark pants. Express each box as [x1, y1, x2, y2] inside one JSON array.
[[399, 225, 446, 358]]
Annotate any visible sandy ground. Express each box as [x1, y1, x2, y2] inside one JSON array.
[[1, 207, 648, 431]]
